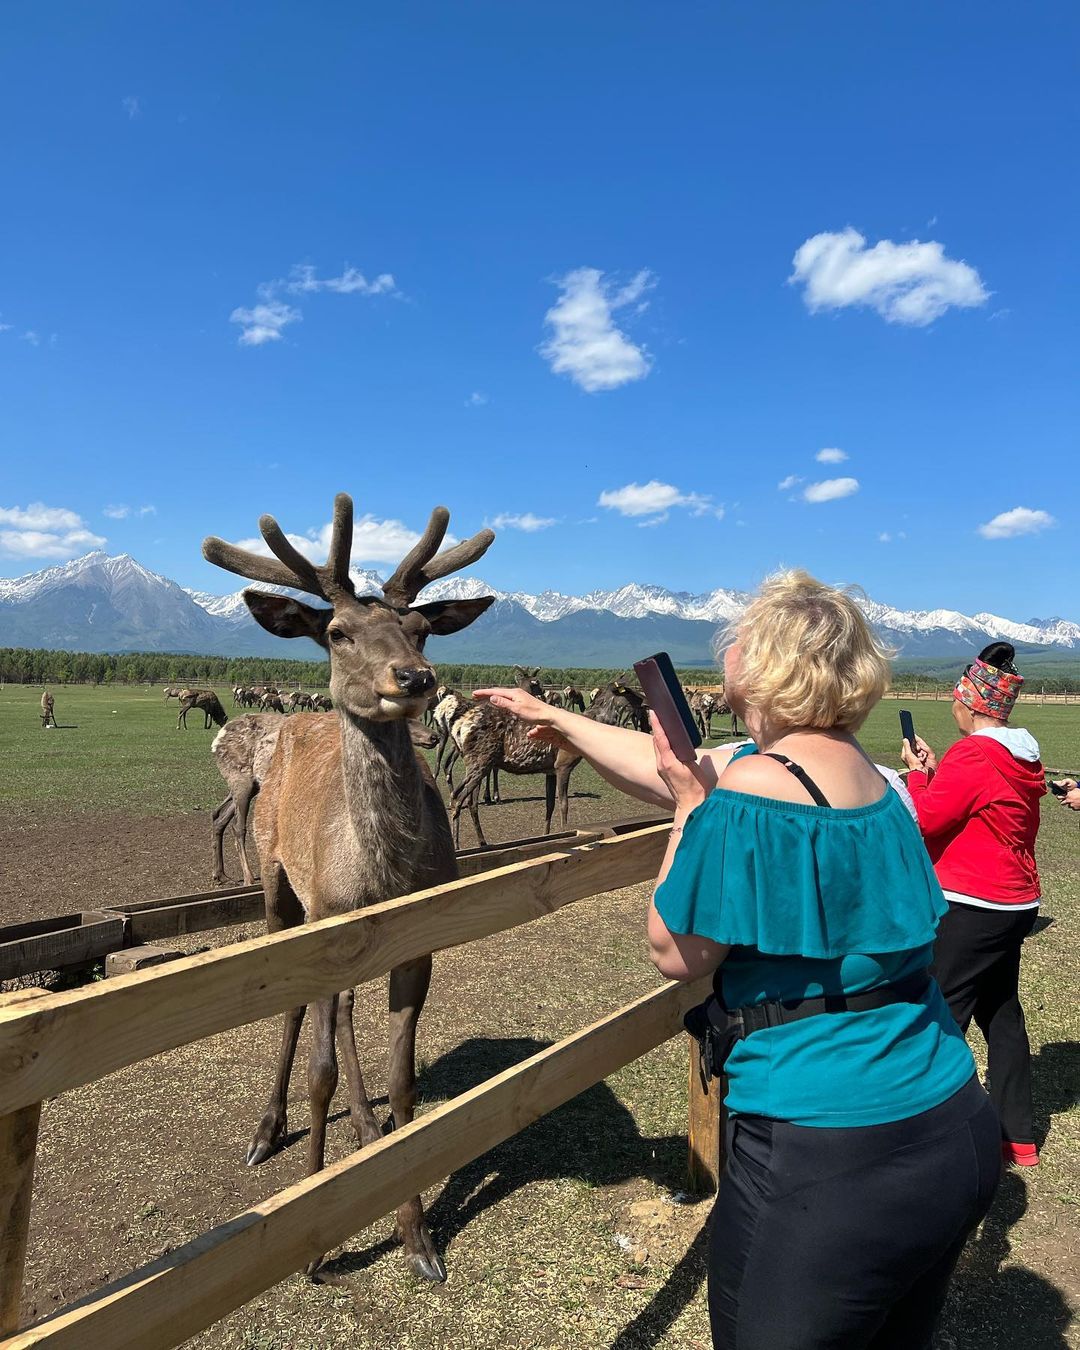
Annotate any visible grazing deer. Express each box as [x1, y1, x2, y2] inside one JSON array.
[[259, 691, 286, 713], [40, 690, 55, 728], [202, 493, 494, 1282], [562, 686, 585, 713], [176, 689, 229, 730], [163, 686, 182, 703]]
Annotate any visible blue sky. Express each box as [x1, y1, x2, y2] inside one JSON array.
[[1, 2, 1076, 619]]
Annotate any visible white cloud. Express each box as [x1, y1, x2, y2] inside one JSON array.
[[815, 447, 848, 464], [103, 505, 131, 520], [139, 504, 157, 517], [465, 391, 489, 407], [803, 477, 860, 504], [790, 228, 989, 326], [122, 95, 141, 120], [777, 474, 803, 491], [231, 512, 456, 569], [540, 268, 653, 392], [878, 531, 908, 543], [231, 263, 396, 347], [977, 507, 1057, 540], [598, 479, 720, 526], [281, 264, 397, 297], [230, 300, 301, 346], [21, 331, 40, 347], [490, 512, 557, 532], [0, 503, 106, 559]]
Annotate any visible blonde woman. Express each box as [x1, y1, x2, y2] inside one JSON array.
[[476, 571, 998, 1350]]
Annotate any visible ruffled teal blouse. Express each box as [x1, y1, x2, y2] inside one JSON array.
[[654, 749, 975, 1126]]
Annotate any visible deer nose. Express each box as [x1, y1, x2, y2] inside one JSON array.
[[394, 667, 436, 697]]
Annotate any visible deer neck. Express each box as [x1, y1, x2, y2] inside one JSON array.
[[338, 712, 425, 895]]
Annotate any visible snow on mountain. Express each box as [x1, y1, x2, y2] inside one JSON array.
[[2, 552, 1078, 656]]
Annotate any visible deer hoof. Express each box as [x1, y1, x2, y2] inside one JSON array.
[[406, 1245, 447, 1284], [304, 1254, 326, 1280], [246, 1117, 286, 1166]]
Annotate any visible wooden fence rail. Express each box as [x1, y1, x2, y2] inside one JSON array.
[[0, 820, 706, 1346], [0, 814, 667, 981]]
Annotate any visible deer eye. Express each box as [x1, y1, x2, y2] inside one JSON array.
[[329, 628, 352, 646]]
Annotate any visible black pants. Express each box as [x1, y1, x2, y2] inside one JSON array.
[[707, 1075, 1000, 1350], [931, 900, 1038, 1144]]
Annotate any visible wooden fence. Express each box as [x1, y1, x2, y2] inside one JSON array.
[[0, 820, 720, 1348]]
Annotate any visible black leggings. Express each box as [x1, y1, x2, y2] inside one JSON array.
[[708, 1075, 1000, 1350], [931, 900, 1038, 1143]]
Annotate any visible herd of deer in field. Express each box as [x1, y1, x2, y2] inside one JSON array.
[[162, 491, 742, 1286]]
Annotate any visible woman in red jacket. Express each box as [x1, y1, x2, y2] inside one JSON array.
[[902, 642, 1046, 1166]]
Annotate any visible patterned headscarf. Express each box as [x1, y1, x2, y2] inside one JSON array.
[[953, 657, 1023, 721]]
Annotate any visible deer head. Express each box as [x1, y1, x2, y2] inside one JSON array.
[[203, 495, 495, 722]]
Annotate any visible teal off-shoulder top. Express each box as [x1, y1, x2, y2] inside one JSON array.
[[654, 747, 975, 1127]]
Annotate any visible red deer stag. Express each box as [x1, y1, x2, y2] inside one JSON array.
[[40, 690, 56, 728], [202, 494, 494, 1282]]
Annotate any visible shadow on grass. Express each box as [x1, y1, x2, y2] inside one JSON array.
[[322, 1035, 706, 1343], [1032, 1040, 1080, 1148], [945, 1169, 1074, 1349]]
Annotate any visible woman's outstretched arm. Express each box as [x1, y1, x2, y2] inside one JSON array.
[[472, 687, 743, 807]]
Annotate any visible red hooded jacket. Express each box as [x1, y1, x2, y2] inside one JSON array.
[[907, 727, 1045, 905]]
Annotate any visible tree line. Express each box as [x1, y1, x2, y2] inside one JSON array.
[[2, 645, 1078, 693]]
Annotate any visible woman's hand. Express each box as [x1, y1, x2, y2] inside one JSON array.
[[900, 734, 937, 773], [472, 687, 574, 751], [650, 713, 710, 815]]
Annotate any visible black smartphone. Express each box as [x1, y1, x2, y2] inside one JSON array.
[[899, 709, 916, 748], [1049, 780, 1070, 798], [633, 652, 703, 763]]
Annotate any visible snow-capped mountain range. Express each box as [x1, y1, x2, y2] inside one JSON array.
[[1, 551, 1078, 664]]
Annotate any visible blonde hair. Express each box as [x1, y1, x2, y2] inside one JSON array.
[[720, 570, 892, 732]]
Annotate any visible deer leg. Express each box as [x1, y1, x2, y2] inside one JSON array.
[[335, 988, 383, 1150], [247, 866, 306, 1166], [557, 763, 574, 829], [544, 772, 556, 835], [232, 781, 258, 884], [210, 795, 233, 885], [491, 767, 501, 803], [443, 744, 459, 789], [433, 728, 449, 779], [466, 776, 488, 848], [387, 957, 446, 1283], [303, 993, 340, 1278]]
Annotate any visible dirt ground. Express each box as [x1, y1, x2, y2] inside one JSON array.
[[2, 777, 1078, 1348]]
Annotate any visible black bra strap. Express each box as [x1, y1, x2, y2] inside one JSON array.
[[763, 753, 832, 807]]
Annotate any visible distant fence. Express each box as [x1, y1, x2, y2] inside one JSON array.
[[0, 819, 720, 1348]]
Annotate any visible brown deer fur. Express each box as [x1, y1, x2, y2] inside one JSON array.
[[201, 493, 494, 1284]]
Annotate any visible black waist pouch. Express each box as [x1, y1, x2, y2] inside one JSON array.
[[684, 969, 931, 1087]]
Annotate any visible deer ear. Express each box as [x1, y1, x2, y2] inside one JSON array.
[[243, 590, 333, 646], [412, 596, 495, 635]]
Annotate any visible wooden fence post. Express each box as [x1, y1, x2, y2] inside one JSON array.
[[0, 1102, 42, 1336], [686, 1037, 723, 1195]]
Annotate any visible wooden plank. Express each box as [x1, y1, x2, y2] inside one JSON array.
[[454, 830, 603, 877], [109, 884, 261, 915], [117, 892, 266, 943], [686, 1038, 723, 1195], [0, 914, 125, 983], [0, 1103, 41, 1336], [1, 975, 709, 1350], [0, 825, 671, 1116]]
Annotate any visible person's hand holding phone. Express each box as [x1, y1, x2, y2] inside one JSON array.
[[650, 711, 710, 816], [900, 735, 937, 773]]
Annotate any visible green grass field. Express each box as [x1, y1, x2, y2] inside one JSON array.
[[3, 681, 1078, 816]]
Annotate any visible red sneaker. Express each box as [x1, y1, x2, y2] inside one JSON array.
[[1002, 1141, 1039, 1167]]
